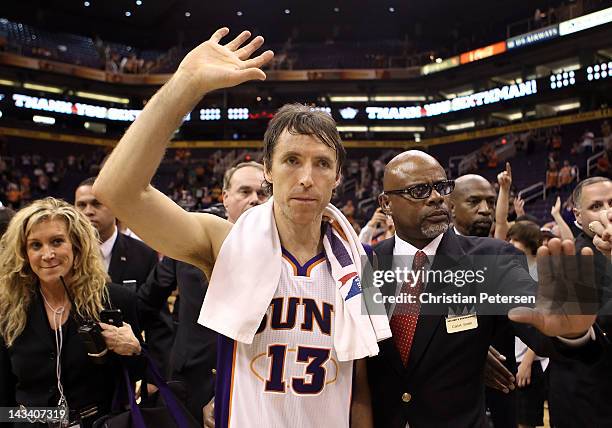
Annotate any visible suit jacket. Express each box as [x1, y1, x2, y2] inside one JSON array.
[[108, 232, 159, 290], [138, 257, 218, 421], [108, 232, 174, 376], [0, 284, 143, 417], [368, 230, 601, 428], [547, 231, 612, 428]]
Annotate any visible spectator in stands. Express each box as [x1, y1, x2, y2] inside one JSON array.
[[580, 130, 595, 154], [0, 206, 15, 237], [550, 196, 575, 241], [5, 183, 22, 209], [556, 196, 577, 237], [506, 221, 549, 428], [106, 51, 121, 73], [359, 207, 394, 245], [602, 120, 612, 155], [495, 163, 514, 240], [545, 162, 560, 195], [596, 151, 611, 178], [534, 8, 545, 28], [550, 134, 562, 155], [558, 160, 575, 190], [486, 146, 499, 169]]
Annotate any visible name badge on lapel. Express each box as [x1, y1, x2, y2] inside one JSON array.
[[445, 313, 478, 333]]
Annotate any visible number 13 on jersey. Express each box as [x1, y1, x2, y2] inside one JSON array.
[[264, 345, 335, 395]]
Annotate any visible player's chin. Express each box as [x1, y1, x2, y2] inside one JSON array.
[[288, 205, 325, 224]]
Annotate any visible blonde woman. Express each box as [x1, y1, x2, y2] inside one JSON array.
[[0, 198, 143, 428]]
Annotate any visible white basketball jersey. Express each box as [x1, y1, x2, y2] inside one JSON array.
[[215, 250, 353, 428]]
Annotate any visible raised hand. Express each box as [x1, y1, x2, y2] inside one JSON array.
[[177, 28, 274, 95], [551, 196, 561, 218], [484, 346, 515, 393], [497, 162, 512, 191], [514, 194, 525, 217], [508, 238, 597, 338], [589, 208, 612, 259], [368, 208, 388, 228]]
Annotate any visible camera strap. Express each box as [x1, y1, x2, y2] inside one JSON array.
[[40, 286, 69, 427]]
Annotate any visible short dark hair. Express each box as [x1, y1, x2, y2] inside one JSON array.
[[78, 176, 97, 188], [515, 214, 540, 225], [0, 207, 15, 238], [262, 104, 346, 193], [573, 177, 612, 208], [507, 221, 542, 256]]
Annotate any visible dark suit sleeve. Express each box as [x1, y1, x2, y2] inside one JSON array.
[[0, 337, 17, 406], [137, 257, 178, 330], [107, 283, 146, 380]]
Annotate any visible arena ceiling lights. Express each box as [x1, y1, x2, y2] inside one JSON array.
[[335, 125, 426, 133], [587, 62, 612, 81], [550, 71, 576, 89], [74, 91, 130, 104], [0, 79, 19, 87], [329, 95, 425, 103], [441, 121, 476, 132], [23, 83, 63, 94]]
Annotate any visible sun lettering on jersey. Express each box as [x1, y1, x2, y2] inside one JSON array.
[[251, 297, 337, 395], [255, 297, 333, 335]]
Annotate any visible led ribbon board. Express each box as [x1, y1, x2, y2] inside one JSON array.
[[365, 80, 537, 120], [507, 25, 559, 49], [13, 93, 142, 122]]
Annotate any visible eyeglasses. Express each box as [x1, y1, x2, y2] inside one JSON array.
[[383, 180, 455, 200]]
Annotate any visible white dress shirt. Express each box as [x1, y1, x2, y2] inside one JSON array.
[[100, 226, 118, 273]]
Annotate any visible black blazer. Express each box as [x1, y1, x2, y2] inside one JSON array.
[[138, 257, 217, 421], [108, 232, 158, 290], [368, 230, 601, 428], [108, 232, 174, 376], [0, 283, 143, 416], [547, 231, 612, 427]]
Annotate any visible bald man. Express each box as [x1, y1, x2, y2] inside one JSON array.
[[449, 174, 517, 428], [448, 175, 496, 237], [366, 150, 598, 428]]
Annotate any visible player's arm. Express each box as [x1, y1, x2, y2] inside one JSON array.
[[351, 359, 373, 428], [93, 28, 273, 273]]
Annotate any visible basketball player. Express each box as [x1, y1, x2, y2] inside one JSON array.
[[93, 28, 372, 427]]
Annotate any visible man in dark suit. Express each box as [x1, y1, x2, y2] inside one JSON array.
[[74, 177, 171, 376], [367, 151, 600, 428], [546, 177, 612, 428], [137, 162, 269, 427]]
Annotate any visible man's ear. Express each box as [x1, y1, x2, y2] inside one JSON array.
[[263, 162, 272, 185], [379, 194, 391, 215], [447, 199, 456, 217], [222, 190, 229, 209], [333, 173, 343, 189], [574, 207, 581, 226]]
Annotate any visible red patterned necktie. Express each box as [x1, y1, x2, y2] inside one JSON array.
[[390, 250, 429, 366]]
